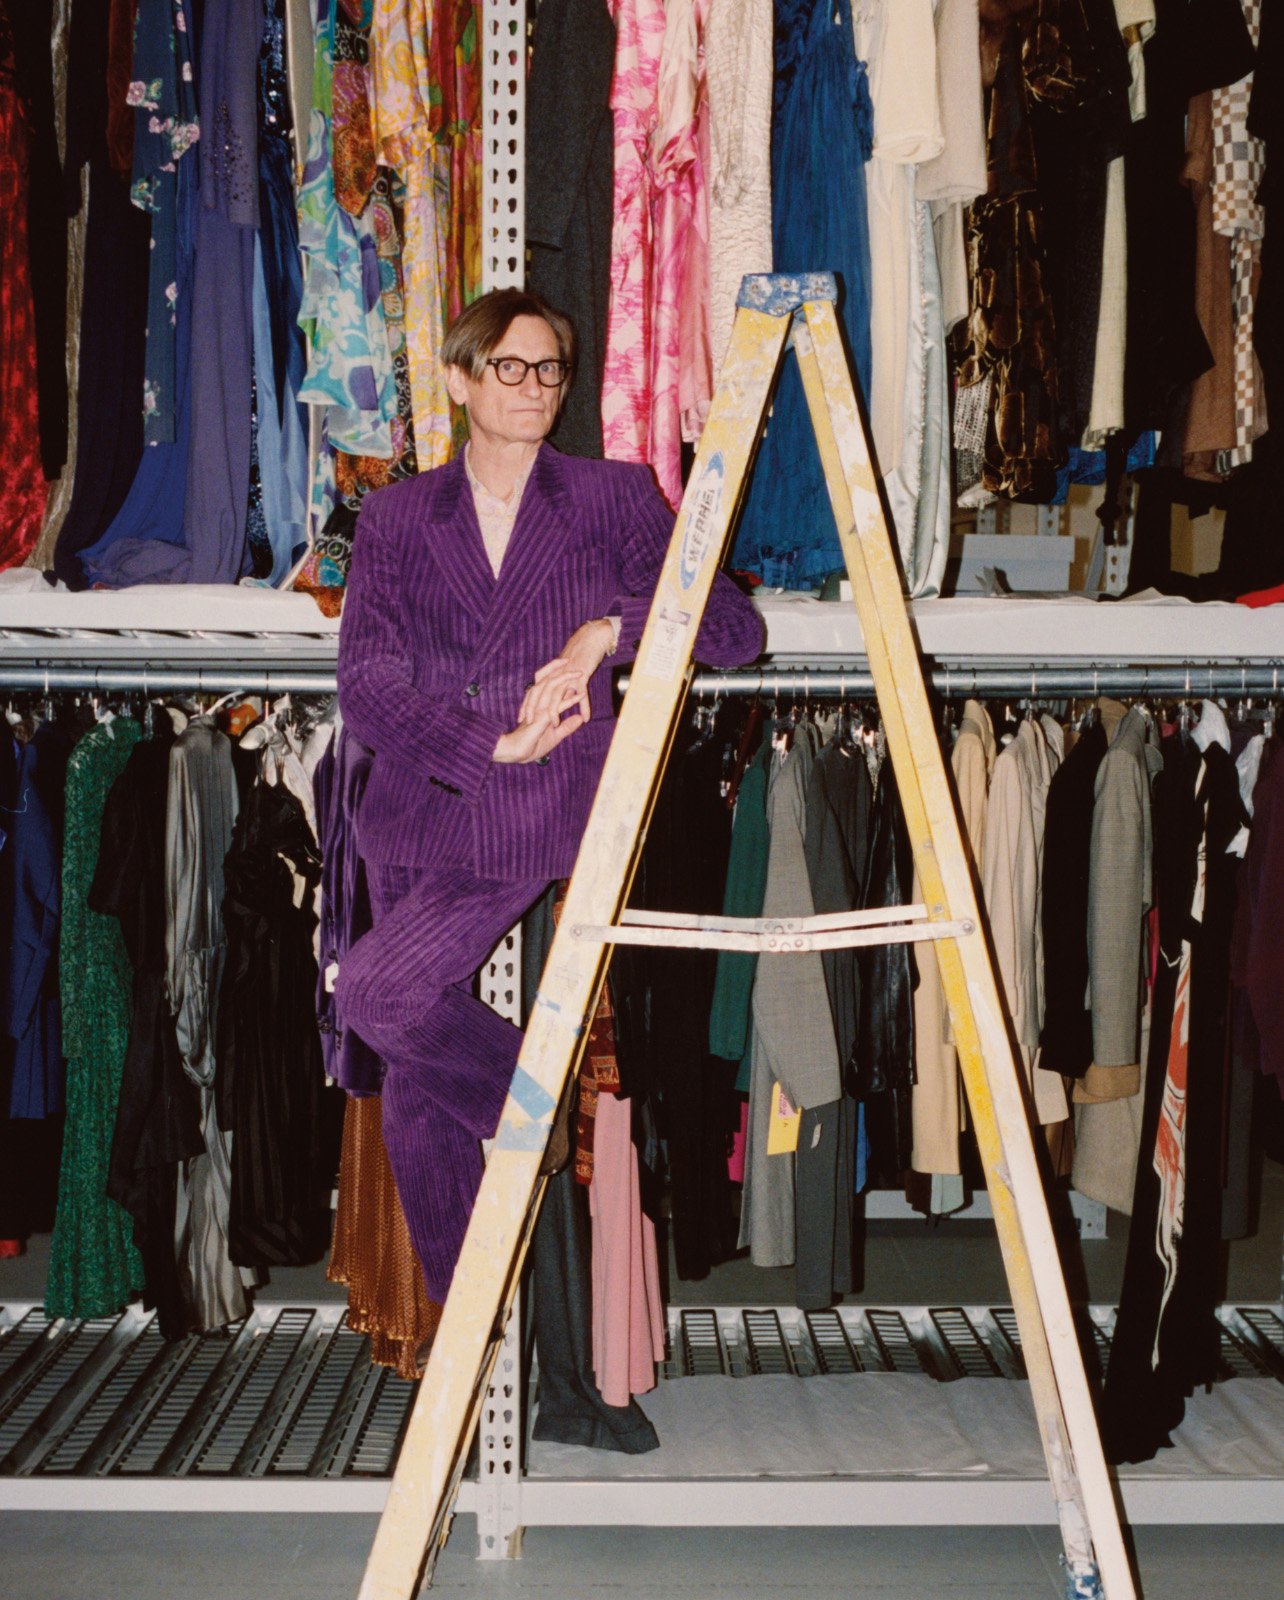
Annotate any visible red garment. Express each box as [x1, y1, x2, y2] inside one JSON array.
[[0, 14, 49, 569], [1236, 581, 1284, 607], [105, 0, 137, 179]]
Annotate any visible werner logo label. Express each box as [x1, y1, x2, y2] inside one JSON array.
[[678, 451, 725, 589]]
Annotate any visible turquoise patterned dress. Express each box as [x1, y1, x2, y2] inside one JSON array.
[[46, 719, 145, 1320]]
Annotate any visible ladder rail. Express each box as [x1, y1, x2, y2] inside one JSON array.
[[793, 301, 1134, 1598]]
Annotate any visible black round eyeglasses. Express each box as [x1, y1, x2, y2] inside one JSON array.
[[485, 357, 570, 388]]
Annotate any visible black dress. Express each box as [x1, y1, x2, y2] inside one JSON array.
[[1039, 720, 1108, 1078], [856, 759, 916, 1184], [1103, 736, 1246, 1463], [525, 0, 617, 459], [90, 724, 204, 1339], [215, 778, 342, 1270]]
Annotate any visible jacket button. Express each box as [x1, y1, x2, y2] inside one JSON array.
[[465, 680, 480, 697]]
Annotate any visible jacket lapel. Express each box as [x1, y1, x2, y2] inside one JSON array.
[[425, 454, 497, 620], [472, 443, 574, 668]]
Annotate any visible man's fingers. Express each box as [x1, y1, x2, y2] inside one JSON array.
[[544, 712, 584, 750]]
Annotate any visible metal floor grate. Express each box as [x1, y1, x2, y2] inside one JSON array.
[[2, 1300, 1279, 1501], [0, 1303, 415, 1485]]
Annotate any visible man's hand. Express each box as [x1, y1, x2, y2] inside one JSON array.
[[517, 620, 615, 729], [493, 686, 586, 765]]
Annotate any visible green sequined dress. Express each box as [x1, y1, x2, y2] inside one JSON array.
[[46, 718, 145, 1319]]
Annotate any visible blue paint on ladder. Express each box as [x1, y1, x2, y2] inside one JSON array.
[[1063, 1559, 1105, 1599], [508, 1066, 557, 1123], [735, 272, 838, 315]]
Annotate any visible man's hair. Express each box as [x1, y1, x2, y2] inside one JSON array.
[[441, 288, 576, 382]]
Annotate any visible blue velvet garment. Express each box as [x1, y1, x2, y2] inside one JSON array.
[[731, 0, 874, 589], [1, 727, 66, 1120], [251, 135, 310, 586], [77, 166, 198, 587]]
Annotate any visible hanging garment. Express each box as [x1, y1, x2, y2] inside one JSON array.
[[911, 700, 996, 1178], [1209, 0, 1267, 471], [295, 167, 419, 614], [1123, 0, 1252, 441], [1080, 2, 1153, 451], [166, 720, 253, 1330], [589, 1087, 666, 1407], [741, 724, 842, 1268], [873, 0, 952, 597], [981, 717, 1067, 1126], [1025, 0, 1131, 452], [128, 0, 200, 448], [708, 737, 770, 1070], [1073, 701, 1163, 1206], [315, 722, 384, 1095], [600, 0, 666, 481], [300, 0, 398, 458], [366, 0, 453, 469], [1, 724, 66, 1123], [1104, 734, 1244, 1463], [1040, 718, 1109, 1078], [630, 709, 738, 1281], [854, 1, 947, 593], [75, 163, 198, 586], [731, 0, 873, 587], [1183, 90, 1238, 478], [4, 0, 69, 483], [174, 0, 259, 585], [46, 718, 145, 1320], [217, 777, 341, 1269], [800, 732, 874, 1305], [704, 0, 773, 384], [916, 0, 986, 335], [953, 12, 1063, 504], [0, 9, 51, 569], [1230, 734, 1284, 1096], [251, 0, 311, 587], [89, 722, 204, 1339], [328, 1092, 441, 1380], [1087, 703, 1162, 1076], [855, 755, 917, 1183], [26, 0, 85, 571], [647, 0, 710, 498], [526, 0, 617, 460]]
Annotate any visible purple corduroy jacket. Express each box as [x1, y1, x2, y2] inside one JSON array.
[[337, 442, 765, 879]]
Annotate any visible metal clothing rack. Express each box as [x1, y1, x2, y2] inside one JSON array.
[[4, 661, 1284, 698]]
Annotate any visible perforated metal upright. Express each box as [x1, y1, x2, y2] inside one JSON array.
[[474, 1, 529, 1559]]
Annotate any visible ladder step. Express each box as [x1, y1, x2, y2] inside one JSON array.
[[571, 913, 975, 953]]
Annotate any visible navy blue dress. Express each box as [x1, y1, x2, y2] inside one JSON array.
[[731, 0, 874, 589]]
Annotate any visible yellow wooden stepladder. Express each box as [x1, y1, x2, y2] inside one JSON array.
[[358, 273, 1138, 1600]]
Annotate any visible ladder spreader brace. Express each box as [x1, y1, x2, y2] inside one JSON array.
[[571, 905, 977, 953], [357, 272, 1137, 1600]]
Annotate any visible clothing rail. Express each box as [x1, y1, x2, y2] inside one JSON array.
[[3, 662, 1283, 698]]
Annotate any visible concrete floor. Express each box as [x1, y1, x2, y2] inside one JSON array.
[[3, 1163, 1281, 1598], [2, 1514, 1283, 1599]]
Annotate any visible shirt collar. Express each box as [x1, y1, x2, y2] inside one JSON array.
[[463, 442, 537, 514]]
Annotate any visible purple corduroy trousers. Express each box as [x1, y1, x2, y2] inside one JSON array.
[[336, 863, 547, 1301]]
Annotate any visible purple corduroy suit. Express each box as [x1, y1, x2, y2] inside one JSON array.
[[335, 441, 763, 1299]]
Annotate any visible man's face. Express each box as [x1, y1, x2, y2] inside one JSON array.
[[446, 314, 565, 449]]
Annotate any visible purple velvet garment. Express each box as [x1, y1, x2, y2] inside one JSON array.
[[337, 443, 765, 878], [180, 0, 261, 583], [314, 723, 383, 1096]]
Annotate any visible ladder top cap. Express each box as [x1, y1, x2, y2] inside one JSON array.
[[736, 272, 840, 315]]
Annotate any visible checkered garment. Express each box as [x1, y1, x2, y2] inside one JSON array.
[[1211, 0, 1267, 472]]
